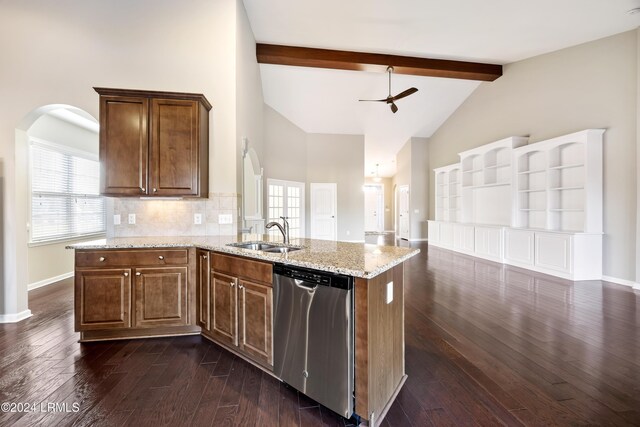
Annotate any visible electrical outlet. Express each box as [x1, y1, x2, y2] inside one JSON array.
[[414, 209, 419, 214], [113, 214, 121, 225], [386, 281, 394, 304], [128, 213, 136, 225], [218, 214, 232, 225], [194, 213, 202, 225]]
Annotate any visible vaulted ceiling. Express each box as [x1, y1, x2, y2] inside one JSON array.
[[244, 0, 640, 177]]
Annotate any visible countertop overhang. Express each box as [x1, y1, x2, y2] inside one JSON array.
[[67, 235, 420, 279]]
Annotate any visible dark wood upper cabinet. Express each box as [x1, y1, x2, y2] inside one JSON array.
[[95, 87, 211, 198]]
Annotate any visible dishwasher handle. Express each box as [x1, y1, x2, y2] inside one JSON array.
[[294, 280, 318, 291]]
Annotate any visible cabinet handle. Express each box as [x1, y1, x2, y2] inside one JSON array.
[[123, 272, 129, 277], [230, 282, 235, 287], [140, 187, 145, 192], [153, 188, 158, 193], [238, 284, 244, 289], [202, 254, 208, 259], [158, 255, 164, 260], [136, 272, 141, 276], [99, 257, 106, 262]]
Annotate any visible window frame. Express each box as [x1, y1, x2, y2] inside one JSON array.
[[28, 137, 106, 246]]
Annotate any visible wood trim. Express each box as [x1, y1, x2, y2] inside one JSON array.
[[256, 43, 502, 81], [94, 87, 212, 110], [79, 326, 200, 342], [211, 252, 273, 285], [354, 277, 369, 417]]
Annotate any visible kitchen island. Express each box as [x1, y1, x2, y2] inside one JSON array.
[[68, 235, 419, 426]]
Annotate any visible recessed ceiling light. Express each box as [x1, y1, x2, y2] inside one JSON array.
[[628, 7, 640, 15]]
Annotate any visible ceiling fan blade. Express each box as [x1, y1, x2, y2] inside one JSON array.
[[390, 87, 419, 101], [359, 98, 390, 102], [390, 102, 398, 113]]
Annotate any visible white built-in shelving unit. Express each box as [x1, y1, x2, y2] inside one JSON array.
[[434, 164, 461, 222], [428, 129, 604, 281]]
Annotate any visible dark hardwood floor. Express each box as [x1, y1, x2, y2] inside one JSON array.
[[1, 236, 639, 426]]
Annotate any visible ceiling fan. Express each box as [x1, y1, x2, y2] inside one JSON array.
[[359, 66, 418, 113]]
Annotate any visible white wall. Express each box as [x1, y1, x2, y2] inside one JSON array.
[[0, 0, 239, 318], [427, 30, 638, 281]]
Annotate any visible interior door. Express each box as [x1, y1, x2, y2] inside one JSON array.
[[398, 185, 410, 240], [267, 179, 305, 238], [363, 185, 383, 232], [310, 183, 337, 240]]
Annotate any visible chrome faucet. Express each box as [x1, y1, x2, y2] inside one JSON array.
[[266, 216, 290, 245]]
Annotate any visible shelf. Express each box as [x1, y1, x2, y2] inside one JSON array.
[[549, 209, 583, 212], [463, 182, 510, 189], [518, 169, 546, 175], [463, 168, 483, 174], [549, 186, 584, 191], [484, 163, 510, 170], [448, 181, 460, 185], [519, 209, 546, 212], [518, 189, 545, 193], [549, 163, 584, 170]]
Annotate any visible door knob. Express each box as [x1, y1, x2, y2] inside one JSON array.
[[202, 254, 208, 259], [238, 284, 244, 289], [99, 257, 106, 262], [136, 272, 141, 276], [123, 272, 129, 277], [153, 188, 158, 193], [230, 282, 235, 287], [140, 187, 145, 192], [158, 255, 164, 260]]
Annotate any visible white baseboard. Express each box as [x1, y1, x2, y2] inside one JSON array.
[[28, 271, 74, 291], [601, 275, 640, 290], [0, 309, 32, 323], [408, 238, 429, 242]]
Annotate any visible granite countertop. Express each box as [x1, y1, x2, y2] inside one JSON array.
[[67, 235, 420, 279]]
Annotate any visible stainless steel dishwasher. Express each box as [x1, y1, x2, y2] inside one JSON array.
[[273, 263, 354, 418]]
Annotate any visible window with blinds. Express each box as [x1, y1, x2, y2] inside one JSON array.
[[30, 140, 105, 243]]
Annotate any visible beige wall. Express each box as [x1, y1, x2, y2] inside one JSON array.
[[392, 137, 429, 240], [428, 30, 638, 281], [0, 0, 240, 317], [306, 133, 365, 241], [262, 106, 366, 241]]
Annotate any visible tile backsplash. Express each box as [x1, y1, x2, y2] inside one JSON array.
[[107, 193, 240, 237]]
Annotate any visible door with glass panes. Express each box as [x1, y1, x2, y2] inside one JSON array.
[[266, 179, 305, 239]]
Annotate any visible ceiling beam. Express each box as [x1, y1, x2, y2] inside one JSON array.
[[256, 44, 502, 82]]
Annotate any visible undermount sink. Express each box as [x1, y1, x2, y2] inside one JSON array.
[[261, 246, 302, 254], [227, 242, 303, 254], [227, 242, 279, 251]]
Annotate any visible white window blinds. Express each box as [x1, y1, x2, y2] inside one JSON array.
[[30, 140, 105, 243]]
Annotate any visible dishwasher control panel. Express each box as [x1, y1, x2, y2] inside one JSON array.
[[273, 264, 352, 290]]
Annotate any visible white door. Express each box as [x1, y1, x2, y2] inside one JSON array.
[[363, 184, 383, 232], [267, 179, 305, 238], [310, 183, 337, 240], [398, 185, 410, 240]]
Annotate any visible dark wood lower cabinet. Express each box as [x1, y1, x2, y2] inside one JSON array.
[[203, 252, 274, 368], [238, 279, 273, 366], [196, 249, 210, 331], [133, 267, 188, 327], [75, 268, 132, 330], [210, 271, 238, 346]]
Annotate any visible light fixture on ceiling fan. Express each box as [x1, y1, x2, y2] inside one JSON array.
[[359, 66, 418, 113], [373, 163, 382, 182]]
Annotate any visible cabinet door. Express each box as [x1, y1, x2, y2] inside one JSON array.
[[75, 268, 131, 331], [535, 232, 572, 274], [99, 95, 148, 196], [149, 98, 200, 196], [505, 229, 535, 266], [211, 271, 238, 346], [133, 267, 188, 328], [196, 250, 210, 331], [239, 280, 273, 366]]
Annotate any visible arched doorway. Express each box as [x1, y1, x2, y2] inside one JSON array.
[[4, 104, 99, 323]]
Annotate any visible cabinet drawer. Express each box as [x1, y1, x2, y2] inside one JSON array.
[[212, 252, 272, 285], [76, 249, 188, 267]]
